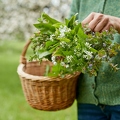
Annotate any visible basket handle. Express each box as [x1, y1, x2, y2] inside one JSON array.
[[20, 40, 31, 64]]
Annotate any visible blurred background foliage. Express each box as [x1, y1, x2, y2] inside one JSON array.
[[0, 0, 78, 120]]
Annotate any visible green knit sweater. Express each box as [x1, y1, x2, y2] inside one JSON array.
[[70, 0, 120, 105]]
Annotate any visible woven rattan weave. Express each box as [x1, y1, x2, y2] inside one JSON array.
[[17, 40, 80, 111]]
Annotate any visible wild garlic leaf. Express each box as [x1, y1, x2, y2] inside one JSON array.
[[53, 48, 64, 57], [34, 23, 55, 32], [67, 13, 77, 29], [57, 38, 70, 42], [53, 23, 64, 28], [45, 40, 58, 48], [74, 23, 81, 34], [64, 18, 69, 27], [37, 51, 51, 59], [41, 13, 60, 24]]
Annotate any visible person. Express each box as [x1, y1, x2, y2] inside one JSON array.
[[69, 0, 120, 120]]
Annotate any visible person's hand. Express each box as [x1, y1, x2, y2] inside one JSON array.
[[82, 12, 120, 33]]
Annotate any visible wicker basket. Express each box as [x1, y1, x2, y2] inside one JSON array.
[[17, 40, 80, 111]]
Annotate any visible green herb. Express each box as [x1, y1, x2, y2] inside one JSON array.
[[30, 13, 120, 77]]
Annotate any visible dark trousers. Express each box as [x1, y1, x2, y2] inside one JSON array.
[[77, 103, 120, 120]]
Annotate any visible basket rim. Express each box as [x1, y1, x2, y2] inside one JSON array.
[[17, 63, 80, 81]]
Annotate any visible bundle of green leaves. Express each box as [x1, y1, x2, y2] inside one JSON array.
[[30, 13, 120, 77]]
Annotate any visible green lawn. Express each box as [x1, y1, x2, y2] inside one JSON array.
[[0, 40, 77, 120]]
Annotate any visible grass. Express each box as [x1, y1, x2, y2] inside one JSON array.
[[0, 40, 77, 120]]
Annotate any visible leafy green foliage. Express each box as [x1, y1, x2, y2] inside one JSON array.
[[30, 13, 120, 77]]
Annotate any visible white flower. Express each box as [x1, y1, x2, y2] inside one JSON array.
[[66, 64, 69, 68], [76, 53, 82, 57], [83, 55, 88, 59], [74, 38, 78, 42], [59, 32, 65, 38], [75, 20, 79, 25], [60, 41, 67, 48], [60, 61, 65, 66], [51, 56, 57, 65], [83, 50, 93, 60], [103, 43, 106, 47], [66, 55, 73, 62], [95, 55, 101, 60], [85, 42, 91, 49], [74, 48, 82, 57], [51, 56, 56, 63], [50, 34, 55, 41], [53, 62, 57, 65], [74, 49, 77, 53], [58, 25, 71, 38]]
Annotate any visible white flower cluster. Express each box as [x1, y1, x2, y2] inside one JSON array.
[[58, 25, 71, 38], [66, 55, 73, 62], [74, 48, 82, 57], [51, 56, 57, 65], [50, 34, 55, 41], [83, 50, 93, 60], [85, 42, 92, 49], [60, 41, 67, 48], [60, 61, 69, 68], [51, 56, 70, 68]]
